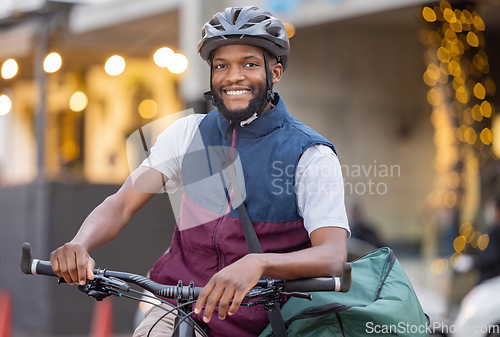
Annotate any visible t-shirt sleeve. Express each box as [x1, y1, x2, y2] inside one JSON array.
[[140, 114, 204, 192], [295, 144, 350, 237]]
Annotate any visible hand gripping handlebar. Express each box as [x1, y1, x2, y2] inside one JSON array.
[[21, 242, 352, 300]]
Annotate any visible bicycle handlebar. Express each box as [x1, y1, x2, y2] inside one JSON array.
[[21, 242, 204, 300], [21, 242, 351, 302]]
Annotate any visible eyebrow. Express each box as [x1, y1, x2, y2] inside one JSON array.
[[213, 55, 261, 62]]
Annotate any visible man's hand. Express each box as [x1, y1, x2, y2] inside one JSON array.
[[50, 242, 95, 285], [194, 254, 265, 323]]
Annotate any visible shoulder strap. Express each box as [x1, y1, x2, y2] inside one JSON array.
[[238, 201, 288, 337], [237, 203, 263, 254], [224, 128, 288, 337]]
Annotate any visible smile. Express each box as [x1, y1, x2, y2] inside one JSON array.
[[224, 89, 250, 96]]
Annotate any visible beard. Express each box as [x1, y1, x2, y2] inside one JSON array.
[[213, 83, 268, 123]]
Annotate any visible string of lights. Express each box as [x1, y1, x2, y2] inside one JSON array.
[[420, 0, 497, 274]]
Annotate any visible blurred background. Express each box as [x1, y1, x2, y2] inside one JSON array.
[[0, 0, 499, 335]]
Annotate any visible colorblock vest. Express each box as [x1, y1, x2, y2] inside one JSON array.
[[149, 96, 336, 336]]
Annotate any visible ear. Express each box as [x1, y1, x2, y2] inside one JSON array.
[[271, 63, 283, 84]]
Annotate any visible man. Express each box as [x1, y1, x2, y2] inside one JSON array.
[[50, 6, 349, 336]]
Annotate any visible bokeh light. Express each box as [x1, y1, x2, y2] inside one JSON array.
[[455, 87, 469, 104], [443, 8, 456, 23], [422, 7, 437, 22], [484, 78, 496, 96], [453, 235, 466, 252], [430, 259, 448, 275], [153, 47, 174, 68], [43, 52, 62, 73], [105, 55, 126, 76], [283, 22, 296, 38], [0, 94, 12, 116], [450, 252, 462, 269], [473, 83, 486, 99], [480, 101, 492, 117], [473, 16, 485, 31], [69, 91, 88, 112], [444, 190, 457, 208], [427, 88, 442, 106], [1, 59, 18, 79], [466, 31, 479, 47], [153, 49, 188, 74], [493, 115, 500, 158], [167, 53, 188, 74], [477, 234, 489, 251], [480, 128, 492, 145], [138, 99, 158, 119], [61, 140, 80, 162]]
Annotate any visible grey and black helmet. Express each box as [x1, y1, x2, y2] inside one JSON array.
[[197, 6, 290, 70]]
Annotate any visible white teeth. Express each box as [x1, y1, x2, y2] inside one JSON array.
[[226, 90, 250, 96]]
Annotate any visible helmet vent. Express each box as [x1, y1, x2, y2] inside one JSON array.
[[232, 9, 242, 24], [208, 17, 224, 31], [267, 25, 282, 37], [249, 14, 271, 23], [240, 23, 255, 30]]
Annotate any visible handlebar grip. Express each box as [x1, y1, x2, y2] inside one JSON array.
[[340, 262, 352, 293], [20, 242, 33, 275], [21, 242, 58, 277], [283, 277, 339, 292], [282, 262, 352, 293]]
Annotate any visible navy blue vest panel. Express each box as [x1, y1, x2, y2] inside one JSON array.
[[196, 95, 336, 223]]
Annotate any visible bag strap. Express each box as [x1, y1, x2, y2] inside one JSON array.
[[375, 249, 396, 300], [224, 127, 288, 337], [236, 201, 288, 337], [335, 312, 347, 337], [236, 201, 263, 254]]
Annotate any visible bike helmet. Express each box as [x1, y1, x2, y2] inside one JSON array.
[[197, 6, 290, 70]]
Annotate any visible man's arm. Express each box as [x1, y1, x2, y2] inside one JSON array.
[[194, 226, 347, 322], [50, 166, 166, 285]]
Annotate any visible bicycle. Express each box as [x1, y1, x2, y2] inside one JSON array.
[[21, 242, 352, 337]]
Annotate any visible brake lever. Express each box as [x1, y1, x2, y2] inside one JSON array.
[[244, 287, 276, 300], [77, 274, 130, 301], [280, 291, 312, 300], [78, 286, 113, 301], [97, 276, 130, 292], [78, 282, 113, 301], [93, 270, 130, 292]]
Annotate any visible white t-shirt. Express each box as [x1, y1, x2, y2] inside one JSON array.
[[141, 114, 350, 237]]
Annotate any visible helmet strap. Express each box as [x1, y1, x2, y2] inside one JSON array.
[[257, 50, 275, 116], [204, 51, 217, 107], [203, 90, 216, 106]]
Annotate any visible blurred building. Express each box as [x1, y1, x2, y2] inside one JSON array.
[[0, 0, 499, 334]]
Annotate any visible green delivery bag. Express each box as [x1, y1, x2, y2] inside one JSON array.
[[259, 247, 429, 337]]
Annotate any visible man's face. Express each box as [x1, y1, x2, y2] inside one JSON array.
[[211, 44, 281, 123]]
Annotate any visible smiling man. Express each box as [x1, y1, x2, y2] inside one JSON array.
[[50, 6, 349, 337], [210, 44, 279, 123]]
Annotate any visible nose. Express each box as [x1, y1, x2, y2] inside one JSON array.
[[225, 66, 245, 83]]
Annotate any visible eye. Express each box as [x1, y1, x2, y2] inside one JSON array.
[[244, 62, 258, 68], [213, 64, 227, 70]]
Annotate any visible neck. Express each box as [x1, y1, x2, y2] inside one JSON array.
[[262, 101, 274, 114]]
